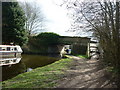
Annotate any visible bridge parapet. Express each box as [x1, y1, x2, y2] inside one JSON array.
[[59, 36, 90, 45]]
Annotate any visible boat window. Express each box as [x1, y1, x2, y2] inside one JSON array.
[[2, 47, 6, 51], [0, 47, 2, 51], [11, 48, 14, 51], [14, 47, 17, 51], [7, 47, 10, 51]]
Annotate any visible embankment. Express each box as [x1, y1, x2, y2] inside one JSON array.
[[2, 57, 73, 88]]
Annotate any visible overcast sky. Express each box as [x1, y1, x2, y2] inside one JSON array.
[[18, 0, 92, 37], [37, 0, 76, 36], [18, 0, 79, 36]]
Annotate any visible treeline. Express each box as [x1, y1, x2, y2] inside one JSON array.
[[2, 1, 62, 55], [65, 0, 120, 86], [23, 32, 61, 54], [2, 2, 28, 46], [81, 1, 120, 71], [2, 1, 45, 46], [82, 1, 120, 78]]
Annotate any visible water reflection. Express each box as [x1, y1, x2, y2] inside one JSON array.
[[2, 61, 26, 81], [2, 54, 60, 81], [0, 58, 21, 66], [22, 54, 60, 69]]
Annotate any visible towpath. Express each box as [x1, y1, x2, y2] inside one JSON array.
[[55, 55, 117, 88]]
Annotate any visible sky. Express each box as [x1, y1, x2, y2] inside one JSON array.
[[37, 0, 78, 36], [37, 0, 74, 36], [18, 0, 90, 37]]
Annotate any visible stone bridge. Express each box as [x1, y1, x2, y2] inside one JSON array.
[[48, 36, 90, 56]]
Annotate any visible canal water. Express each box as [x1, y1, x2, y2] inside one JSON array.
[[2, 54, 60, 81]]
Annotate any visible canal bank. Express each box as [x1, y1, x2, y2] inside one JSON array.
[[2, 55, 73, 88], [2, 55, 117, 88], [2, 54, 61, 81]]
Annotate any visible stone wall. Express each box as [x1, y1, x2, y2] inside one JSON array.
[[48, 45, 64, 54], [60, 36, 90, 45]]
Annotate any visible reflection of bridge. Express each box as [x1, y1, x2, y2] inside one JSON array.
[[59, 36, 90, 56]]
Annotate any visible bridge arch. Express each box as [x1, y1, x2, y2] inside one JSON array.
[[59, 36, 90, 56]]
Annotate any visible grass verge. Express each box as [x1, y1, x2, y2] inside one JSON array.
[[76, 55, 88, 59], [2, 58, 73, 88]]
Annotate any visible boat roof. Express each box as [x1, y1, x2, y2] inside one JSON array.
[[0, 45, 20, 47]]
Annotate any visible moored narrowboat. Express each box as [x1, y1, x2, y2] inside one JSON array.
[[0, 45, 23, 58]]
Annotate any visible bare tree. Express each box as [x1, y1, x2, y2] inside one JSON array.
[[63, 0, 120, 77], [19, 1, 45, 36], [80, 1, 120, 68]]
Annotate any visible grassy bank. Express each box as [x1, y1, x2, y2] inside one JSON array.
[[2, 58, 73, 88], [76, 55, 88, 59]]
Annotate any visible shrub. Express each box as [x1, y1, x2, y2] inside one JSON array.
[[35, 32, 60, 46]]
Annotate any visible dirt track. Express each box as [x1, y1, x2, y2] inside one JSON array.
[[55, 56, 117, 88]]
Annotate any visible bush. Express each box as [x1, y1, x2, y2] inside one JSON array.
[[23, 32, 61, 54], [35, 32, 60, 46]]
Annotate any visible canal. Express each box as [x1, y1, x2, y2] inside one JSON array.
[[2, 54, 60, 81]]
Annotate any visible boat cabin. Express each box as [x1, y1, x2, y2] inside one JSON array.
[[0, 45, 22, 52], [0, 45, 23, 58]]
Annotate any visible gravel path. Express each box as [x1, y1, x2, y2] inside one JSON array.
[[55, 56, 117, 88]]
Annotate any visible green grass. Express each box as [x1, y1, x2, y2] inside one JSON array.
[[2, 58, 73, 88], [76, 55, 88, 59]]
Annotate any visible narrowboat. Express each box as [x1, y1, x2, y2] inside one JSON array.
[[0, 45, 23, 58]]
